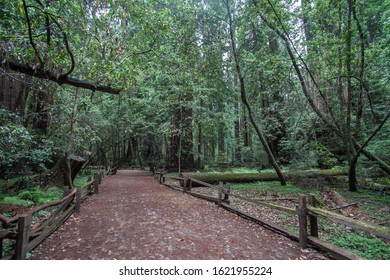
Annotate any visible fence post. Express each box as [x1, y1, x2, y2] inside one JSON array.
[[183, 176, 188, 192], [86, 176, 92, 193], [75, 186, 82, 214], [44, 173, 50, 187], [223, 183, 231, 204], [15, 214, 32, 260], [218, 182, 223, 207], [307, 195, 319, 238], [94, 173, 100, 194], [297, 196, 308, 249], [0, 234, 3, 258]]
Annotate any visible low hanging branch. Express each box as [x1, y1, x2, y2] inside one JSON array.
[[7, 1, 121, 95], [6, 61, 121, 94]]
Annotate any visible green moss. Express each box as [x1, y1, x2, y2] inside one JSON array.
[[232, 181, 319, 197]]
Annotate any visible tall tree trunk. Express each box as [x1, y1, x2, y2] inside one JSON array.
[[242, 106, 250, 147], [0, 72, 30, 116], [352, 4, 365, 137], [346, 0, 357, 191], [64, 85, 81, 189], [234, 91, 241, 163], [197, 108, 203, 168], [349, 111, 390, 191], [64, 36, 91, 188], [226, 0, 286, 185], [178, 96, 183, 174], [33, 88, 54, 135], [126, 140, 133, 161]]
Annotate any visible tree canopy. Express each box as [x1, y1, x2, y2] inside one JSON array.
[[1, 0, 389, 191]]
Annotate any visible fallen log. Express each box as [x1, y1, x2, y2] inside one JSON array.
[[327, 203, 359, 211], [182, 169, 348, 185]]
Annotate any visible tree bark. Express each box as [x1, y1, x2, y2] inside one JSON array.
[[64, 85, 81, 188], [349, 111, 390, 191], [226, 0, 286, 185], [352, 4, 365, 137], [0, 71, 30, 116]]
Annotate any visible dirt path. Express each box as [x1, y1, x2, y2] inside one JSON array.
[[31, 170, 326, 260]]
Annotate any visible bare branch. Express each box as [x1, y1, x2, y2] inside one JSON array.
[[6, 61, 121, 94], [22, 0, 44, 67]]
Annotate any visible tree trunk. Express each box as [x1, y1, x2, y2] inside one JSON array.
[[64, 86, 81, 189], [197, 115, 202, 168], [352, 5, 365, 137], [226, 0, 286, 185], [0, 71, 30, 116], [349, 111, 390, 191], [346, 0, 356, 191], [32, 87, 54, 135]]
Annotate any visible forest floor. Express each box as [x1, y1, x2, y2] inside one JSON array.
[[30, 170, 327, 260]]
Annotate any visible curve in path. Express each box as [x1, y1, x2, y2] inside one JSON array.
[[31, 170, 326, 260]]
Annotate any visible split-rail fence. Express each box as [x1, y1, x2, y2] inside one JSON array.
[[153, 169, 390, 260], [0, 167, 117, 260]]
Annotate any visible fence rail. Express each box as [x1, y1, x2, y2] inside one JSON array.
[[0, 166, 116, 260], [155, 172, 390, 260]]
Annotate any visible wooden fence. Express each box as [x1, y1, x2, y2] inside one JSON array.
[[154, 171, 390, 260], [0, 167, 116, 260]]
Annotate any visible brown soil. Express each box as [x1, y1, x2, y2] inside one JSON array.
[[31, 170, 327, 260]]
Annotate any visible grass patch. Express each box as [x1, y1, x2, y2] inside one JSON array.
[[73, 174, 91, 186]]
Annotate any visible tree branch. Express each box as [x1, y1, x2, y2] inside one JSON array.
[[22, 0, 44, 67], [6, 61, 121, 94]]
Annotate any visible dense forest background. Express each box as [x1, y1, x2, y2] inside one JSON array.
[[1, 0, 389, 191]]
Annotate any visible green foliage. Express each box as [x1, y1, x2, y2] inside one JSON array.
[[0, 109, 53, 178], [0, 196, 34, 207], [325, 229, 390, 260], [314, 144, 338, 169], [0, 186, 62, 208], [1, 0, 389, 188]]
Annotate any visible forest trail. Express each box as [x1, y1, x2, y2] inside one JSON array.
[[31, 170, 326, 260]]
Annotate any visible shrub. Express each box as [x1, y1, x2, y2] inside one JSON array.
[[0, 108, 54, 178]]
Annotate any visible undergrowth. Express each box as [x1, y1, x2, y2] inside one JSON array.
[[320, 223, 390, 259], [231, 180, 389, 260], [0, 172, 96, 211], [0, 187, 62, 208]]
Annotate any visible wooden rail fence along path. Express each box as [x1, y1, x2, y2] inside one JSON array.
[[154, 171, 390, 260], [0, 166, 116, 260]]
